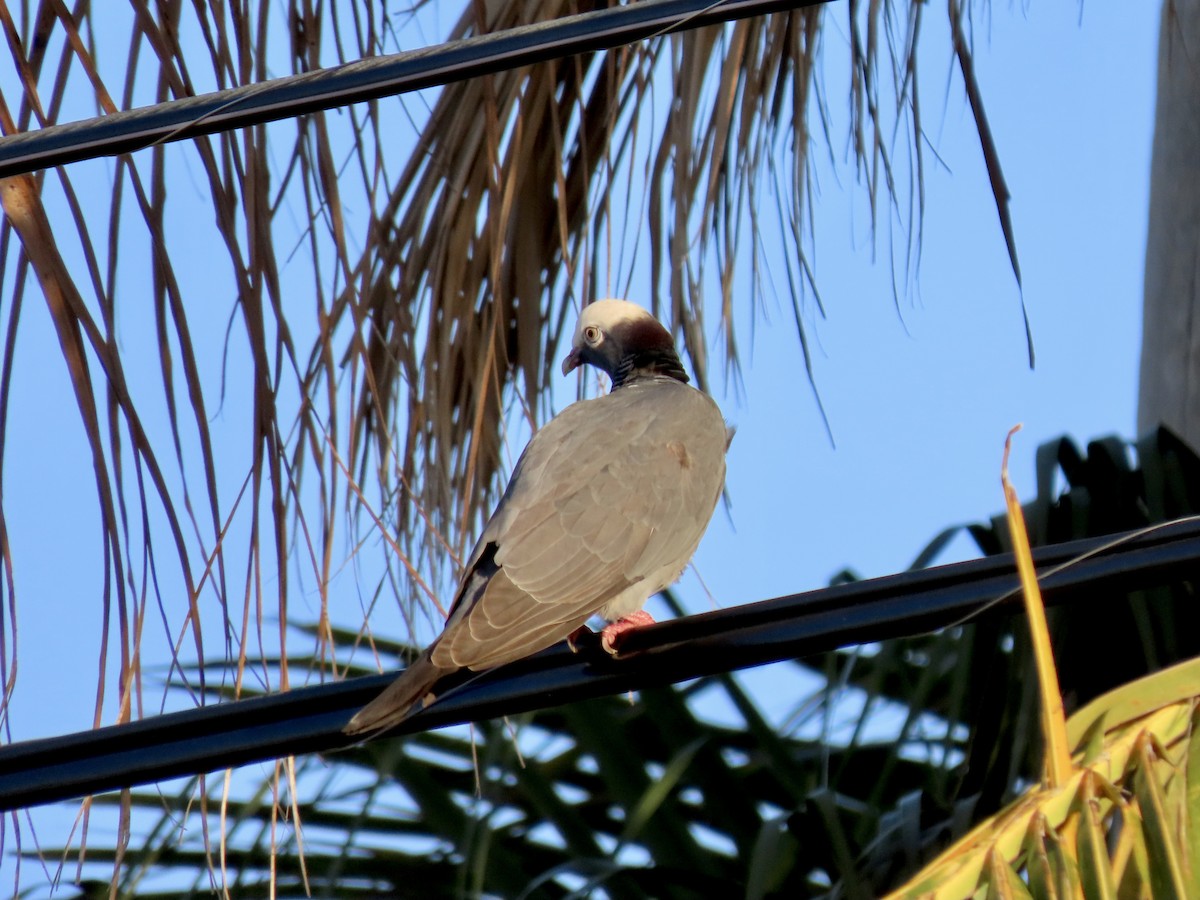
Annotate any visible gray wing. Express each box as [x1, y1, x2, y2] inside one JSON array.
[[431, 380, 727, 671]]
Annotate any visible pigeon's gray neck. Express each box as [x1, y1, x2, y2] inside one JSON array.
[[611, 350, 689, 389]]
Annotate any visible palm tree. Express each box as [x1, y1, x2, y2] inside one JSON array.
[[0, 1, 1196, 897], [1139, 0, 1200, 445]]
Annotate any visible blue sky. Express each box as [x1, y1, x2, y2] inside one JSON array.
[[663, 1, 1157, 721], [0, 1, 1162, 891], [699, 3, 1153, 600]]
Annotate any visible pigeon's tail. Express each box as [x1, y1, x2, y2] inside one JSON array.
[[343, 654, 450, 737]]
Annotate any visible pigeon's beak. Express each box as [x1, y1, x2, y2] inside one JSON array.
[[561, 345, 583, 376]]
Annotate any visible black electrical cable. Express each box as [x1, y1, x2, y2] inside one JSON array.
[[0, 0, 830, 178], [0, 518, 1197, 811]]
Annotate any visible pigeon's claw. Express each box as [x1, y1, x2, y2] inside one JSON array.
[[566, 624, 591, 653], [600, 610, 656, 655]]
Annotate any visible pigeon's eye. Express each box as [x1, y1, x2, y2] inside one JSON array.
[[583, 325, 602, 345]]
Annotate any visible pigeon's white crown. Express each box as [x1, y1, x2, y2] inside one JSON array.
[[575, 298, 656, 333], [572, 299, 667, 354]]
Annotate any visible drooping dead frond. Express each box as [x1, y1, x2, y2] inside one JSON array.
[[0, 0, 1003, 888], [335, 2, 840, 573], [0, 0, 971, 706]]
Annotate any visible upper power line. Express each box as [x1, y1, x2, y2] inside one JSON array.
[[0, 0, 828, 178]]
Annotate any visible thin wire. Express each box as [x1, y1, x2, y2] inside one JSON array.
[[0, 516, 1196, 812]]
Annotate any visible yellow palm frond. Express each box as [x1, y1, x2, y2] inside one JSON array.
[[886, 429, 1199, 899]]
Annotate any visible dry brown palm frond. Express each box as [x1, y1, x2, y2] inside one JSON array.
[[333, 2, 840, 572], [0, 3, 998, 889], [0, 2, 393, 884], [0, 0, 967, 712]]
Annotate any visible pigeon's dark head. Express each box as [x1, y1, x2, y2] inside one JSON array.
[[561, 300, 689, 389]]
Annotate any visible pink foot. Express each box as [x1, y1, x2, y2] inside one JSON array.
[[600, 610, 656, 655]]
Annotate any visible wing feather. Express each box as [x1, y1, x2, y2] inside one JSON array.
[[431, 379, 727, 673]]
